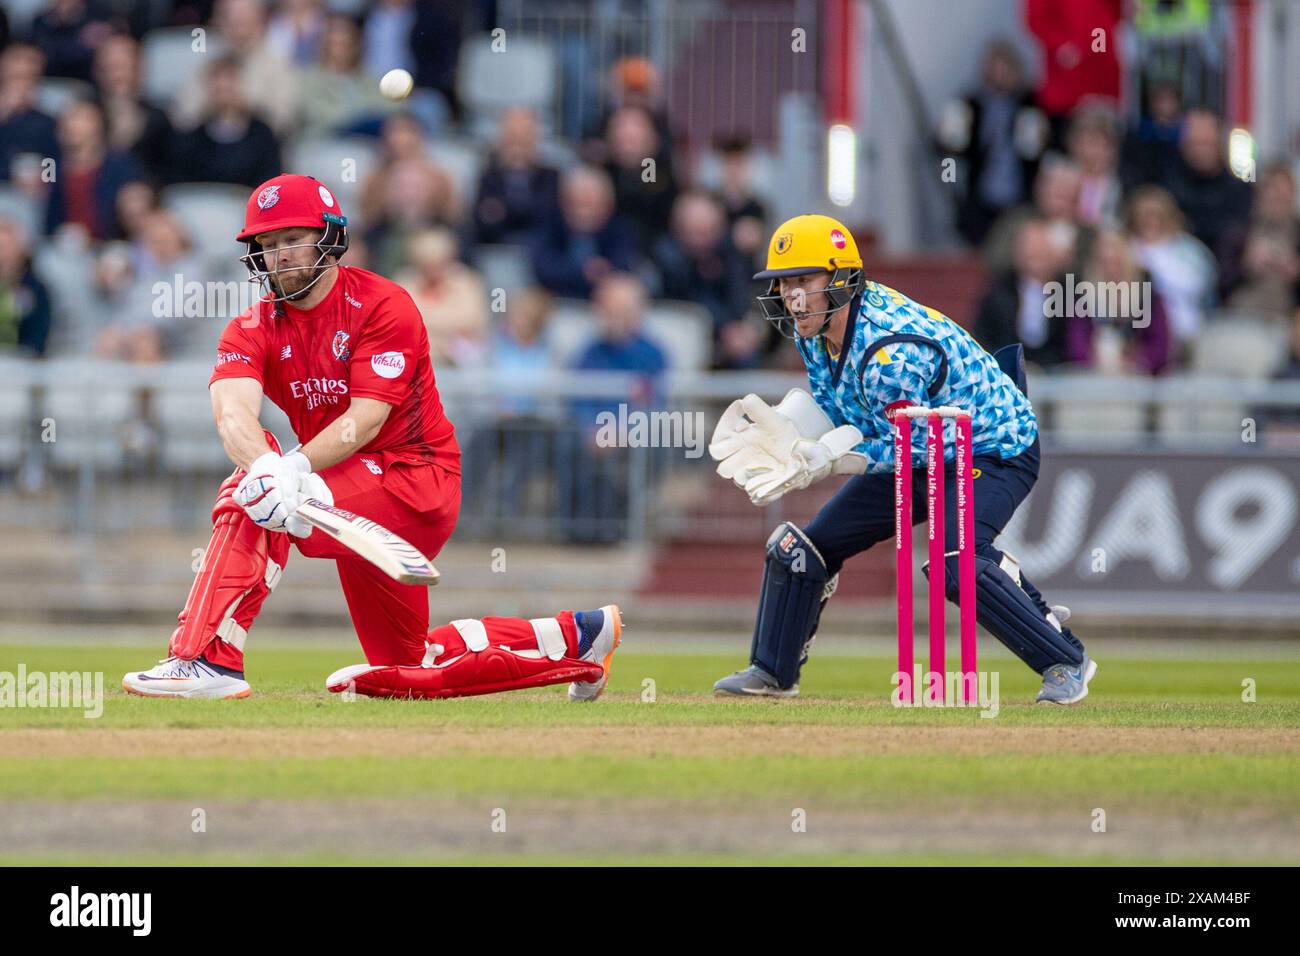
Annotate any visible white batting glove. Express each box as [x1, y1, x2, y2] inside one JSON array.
[[284, 471, 335, 538], [235, 450, 312, 533]]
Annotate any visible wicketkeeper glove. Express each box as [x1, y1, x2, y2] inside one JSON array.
[[710, 389, 867, 504]]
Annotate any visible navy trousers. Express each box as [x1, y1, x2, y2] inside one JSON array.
[[804, 439, 1058, 625]]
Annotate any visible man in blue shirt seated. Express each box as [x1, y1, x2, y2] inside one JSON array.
[[564, 273, 667, 542]]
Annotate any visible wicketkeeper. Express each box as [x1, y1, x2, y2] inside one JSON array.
[[710, 214, 1095, 703], [123, 174, 621, 701]]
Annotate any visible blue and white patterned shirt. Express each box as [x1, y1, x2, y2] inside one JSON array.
[[794, 280, 1038, 471]]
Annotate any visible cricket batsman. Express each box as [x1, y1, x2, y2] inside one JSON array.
[[122, 173, 621, 701], [709, 214, 1096, 704]]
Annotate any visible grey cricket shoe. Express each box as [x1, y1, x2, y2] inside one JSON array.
[[713, 664, 799, 698], [1036, 654, 1097, 704]]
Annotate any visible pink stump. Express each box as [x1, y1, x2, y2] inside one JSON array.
[[926, 413, 945, 702], [956, 414, 977, 703], [894, 413, 913, 702]]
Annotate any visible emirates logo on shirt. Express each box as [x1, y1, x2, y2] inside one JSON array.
[[289, 377, 349, 411]]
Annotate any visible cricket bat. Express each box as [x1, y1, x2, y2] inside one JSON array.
[[294, 499, 441, 586]]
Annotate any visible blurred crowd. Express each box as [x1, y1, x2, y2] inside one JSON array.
[[2, 1, 1298, 536], [945, 30, 1298, 380], [0, 0, 779, 388], [0, 0, 787, 541]]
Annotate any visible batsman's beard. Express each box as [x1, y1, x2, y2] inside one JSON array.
[[266, 261, 331, 302]]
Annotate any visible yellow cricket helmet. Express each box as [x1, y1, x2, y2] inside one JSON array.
[[754, 214, 864, 338]]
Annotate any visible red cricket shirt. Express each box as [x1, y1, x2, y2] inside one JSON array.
[[210, 264, 461, 512]]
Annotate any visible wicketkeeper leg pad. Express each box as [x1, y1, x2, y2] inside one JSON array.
[[750, 522, 831, 689], [971, 553, 1084, 673]]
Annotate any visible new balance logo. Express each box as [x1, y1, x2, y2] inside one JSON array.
[[280, 345, 292, 360]]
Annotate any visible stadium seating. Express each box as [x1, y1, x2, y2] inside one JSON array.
[[472, 244, 533, 295], [160, 182, 250, 263], [0, 186, 43, 242], [34, 78, 94, 117], [545, 298, 712, 372], [1192, 314, 1287, 380], [424, 136, 486, 213], [1, 0, 47, 34], [32, 244, 97, 356], [141, 27, 223, 108], [285, 135, 379, 214], [456, 34, 558, 139]]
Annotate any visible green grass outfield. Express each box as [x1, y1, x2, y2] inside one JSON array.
[[1, 640, 1298, 866]]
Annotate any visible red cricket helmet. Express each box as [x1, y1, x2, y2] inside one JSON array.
[[237, 173, 349, 302]]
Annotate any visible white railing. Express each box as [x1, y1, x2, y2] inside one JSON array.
[[1, 357, 1297, 538]]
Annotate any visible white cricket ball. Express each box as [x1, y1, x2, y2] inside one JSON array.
[[379, 68, 413, 101]]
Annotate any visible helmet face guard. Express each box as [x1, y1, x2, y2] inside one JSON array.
[[240, 210, 348, 303], [755, 264, 864, 339]]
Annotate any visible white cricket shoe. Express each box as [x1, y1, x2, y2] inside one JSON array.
[[568, 605, 622, 702], [122, 656, 251, 699]]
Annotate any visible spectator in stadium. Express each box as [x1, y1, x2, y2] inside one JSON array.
[[472, 106, 560, 247], [493, 287, 556, 398], [266, 0, 326, 67], [714, 136, 769, 264], [985, 157, 1093, 275], [0, 45, 59, 186], [396, 227, 488, 367], [168, 55, 281, 188], [296, 12, 394, 138], [362, 0, 415, 80], [975, 217, 1071, 369], [173, 0, 299, 136], [462, 287, 560, 527], [1160, 110, 1253, 257], [92, 34, 173, 188], [94, 208, 203, 361], [650, 190, 750, 350], [45, 98, 145, 241], [112, 179, 158, 265], [1217, 162, 1299, 319], [409, 0, 470, 123], [1024, 0, 1122, 148], [28, 0, 113, 83], [0, 216, 53, 357], [938, 38, 1049, 245], [1069, 229, 1174, 375], [570, 273, 666, 417], [531, 165, 637, 299], [563, 273, 667, 543], [1126, 184, 1216, 345], [359, 115, 461, 274], [604, 104, 679, 256], [1068, 107, 1123, 229], [581, 57, 674, 166], [1120, 80, 1185, 190]]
